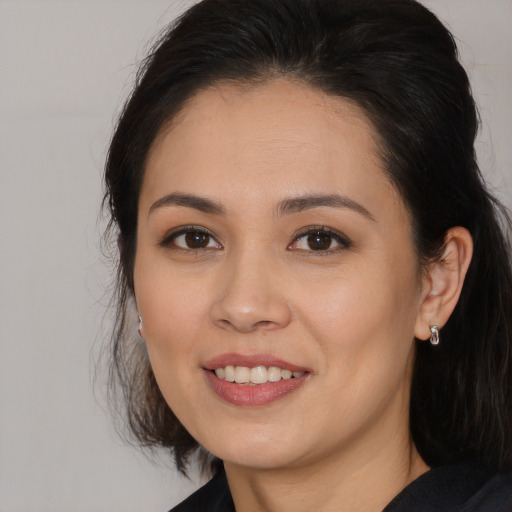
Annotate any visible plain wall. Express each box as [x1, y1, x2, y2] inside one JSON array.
[[0, 1, 510, 511]]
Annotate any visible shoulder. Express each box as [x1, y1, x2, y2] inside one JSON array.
[[384, 462, 512, 512], [464, 470, 512, 512], [168, 470, 234, 512]]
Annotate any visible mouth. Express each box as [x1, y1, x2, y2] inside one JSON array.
[[203, 354, 311, 406], [211, 365, 306, 385]]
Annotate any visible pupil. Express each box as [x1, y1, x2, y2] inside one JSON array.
[[185, 231, 209, 248], [307, 232, 331, 250]]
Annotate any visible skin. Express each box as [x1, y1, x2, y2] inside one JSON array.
[[134, 79, 472, 512]]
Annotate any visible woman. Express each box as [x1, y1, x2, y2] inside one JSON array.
[[103, 0, 512, 510]]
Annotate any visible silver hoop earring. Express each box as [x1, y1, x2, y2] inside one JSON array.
[[429, 325, 440, 346], [138, 316, 143, 338]]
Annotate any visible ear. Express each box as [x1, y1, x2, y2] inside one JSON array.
[[414, 227, 473, 341]]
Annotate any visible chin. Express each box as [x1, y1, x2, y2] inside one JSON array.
[[217, 446, 299, 471], [193, 423, 294, 469]]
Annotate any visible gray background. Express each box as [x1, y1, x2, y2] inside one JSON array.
[[1, 1, 510, 511]]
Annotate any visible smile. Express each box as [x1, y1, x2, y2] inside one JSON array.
[[213, 365, 305, 385], [203, 354, 311, 406]]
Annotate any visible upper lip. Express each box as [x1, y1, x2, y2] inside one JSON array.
[[203, 353, 310, 373]]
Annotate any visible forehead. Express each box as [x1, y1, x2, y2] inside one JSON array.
[[142, 79, 399, 214]]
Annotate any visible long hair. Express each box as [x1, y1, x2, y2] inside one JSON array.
[[103, 0, 512, 474]]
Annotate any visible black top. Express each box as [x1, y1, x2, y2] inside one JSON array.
[[169, 462, 512, 512]]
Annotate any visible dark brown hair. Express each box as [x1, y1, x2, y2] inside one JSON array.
[[103, 0, 512, 474]]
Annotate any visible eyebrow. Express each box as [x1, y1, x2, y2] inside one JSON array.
[[149, 192, 225, 216], [148, 191, 374, 221], [277, 194, 375, 221]]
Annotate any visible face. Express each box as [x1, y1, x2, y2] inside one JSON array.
[[134, 80, 425, 471]]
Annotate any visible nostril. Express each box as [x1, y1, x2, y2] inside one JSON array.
[[216, 319, 233, 330], [210, 292, 293, 333]]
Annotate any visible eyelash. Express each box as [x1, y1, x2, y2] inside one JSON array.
[[288, 226, 351, 254], [158, 226, 222, 252], [158, 225, 351, 254]]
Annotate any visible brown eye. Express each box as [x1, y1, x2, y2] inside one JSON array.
[[306, 231, 333, 251], [184, 231, 211, 248], [162, 227, 222, 251], [288, 227, 350, 253]]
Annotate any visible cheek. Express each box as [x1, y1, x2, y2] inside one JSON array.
[[136, 248, 204, 325], [295, 260, 420, 385], [300, 263, 418, 338], [133, 254, 211, 379], [299, 270, 419, 426], [134, 265, 213, 431]]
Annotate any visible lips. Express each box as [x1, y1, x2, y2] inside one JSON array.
[[203, 353, 310, 406], [214, 365, 305, 384]]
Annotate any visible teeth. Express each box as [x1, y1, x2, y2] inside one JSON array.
[[250, 366, 268, 384], [224, 365, 235, 382], [268, 366, 282, 382], [281, 369, 292, 380], [234, 366, 250, 384], [214, 365, 305, 384]]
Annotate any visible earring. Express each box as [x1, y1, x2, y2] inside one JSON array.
[[138, 316, 143, 338], [429, 325, 440, 346]]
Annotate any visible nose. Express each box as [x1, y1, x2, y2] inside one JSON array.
[[210, 249, 292, 333]]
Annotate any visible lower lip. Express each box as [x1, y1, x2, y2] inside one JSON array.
[[204, 370, 309, 406]]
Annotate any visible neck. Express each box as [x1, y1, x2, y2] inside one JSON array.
[[224, 417, 428, 512]]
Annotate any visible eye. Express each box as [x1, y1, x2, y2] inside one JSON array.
[[288, 227, 350, 253], [160, 226, 222, 251]]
